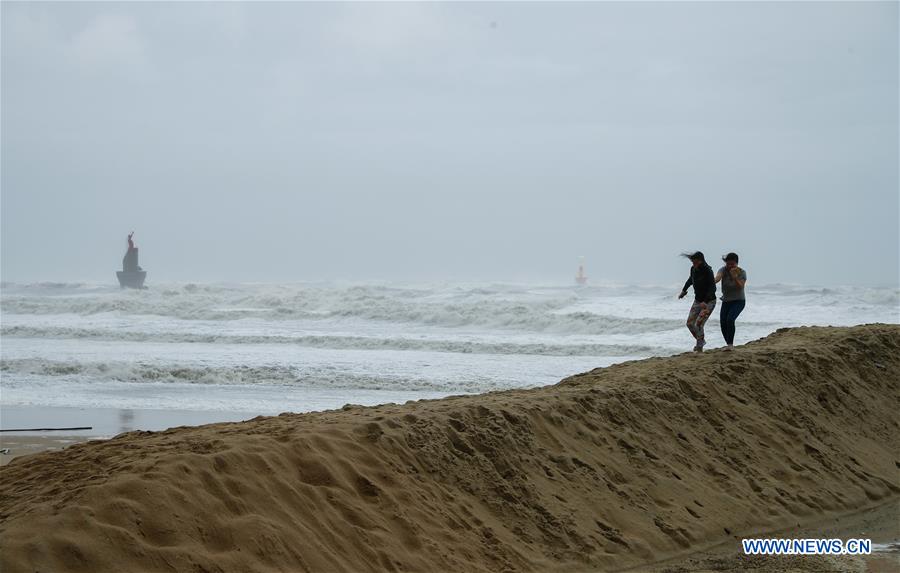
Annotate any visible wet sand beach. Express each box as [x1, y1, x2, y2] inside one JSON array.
[[1, 324, 898, 572], [0, 436, 92, 467]]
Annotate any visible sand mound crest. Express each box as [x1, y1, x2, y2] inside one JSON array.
[[2, 324, 898, 572]]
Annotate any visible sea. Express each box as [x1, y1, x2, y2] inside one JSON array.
[[1, 281, 897, 434]]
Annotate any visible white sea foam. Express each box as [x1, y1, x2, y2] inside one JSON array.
[[1, 282, 691, 333], [0, 358, 485, 392], [0, 326, 662, 357], [1, 280, 897, 414]]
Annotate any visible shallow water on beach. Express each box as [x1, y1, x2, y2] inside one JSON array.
[[1, 281, 897, 422]]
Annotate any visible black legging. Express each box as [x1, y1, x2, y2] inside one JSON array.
[[720, 300, 746, 345]]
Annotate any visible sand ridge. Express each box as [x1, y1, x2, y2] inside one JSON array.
[[1, 324, 898, 572]]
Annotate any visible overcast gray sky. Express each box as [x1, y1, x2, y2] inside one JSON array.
[[2, 1, 897, 286]]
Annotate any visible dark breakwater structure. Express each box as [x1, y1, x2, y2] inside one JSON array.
[[116, 231, 147, 289]]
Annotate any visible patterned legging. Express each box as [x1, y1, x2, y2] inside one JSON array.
[[686, 300, 716, 341]]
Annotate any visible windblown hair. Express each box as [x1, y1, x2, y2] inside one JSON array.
[[680, 251, 706, 263]]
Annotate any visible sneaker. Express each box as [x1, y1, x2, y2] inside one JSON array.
[[724, 344, 734, 351]]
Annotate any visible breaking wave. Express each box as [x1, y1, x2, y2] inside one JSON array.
[[1, 283, 688, 335], [0, 358, 516, 393], [0, 326, 662, 357]]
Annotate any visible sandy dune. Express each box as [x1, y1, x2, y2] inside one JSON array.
[[1, 324, 898, 572]]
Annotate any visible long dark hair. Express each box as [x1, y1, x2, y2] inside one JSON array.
[[680, 251, 705, 263]]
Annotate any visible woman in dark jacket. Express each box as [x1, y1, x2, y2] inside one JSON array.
[[678, 251, 717, 352]]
